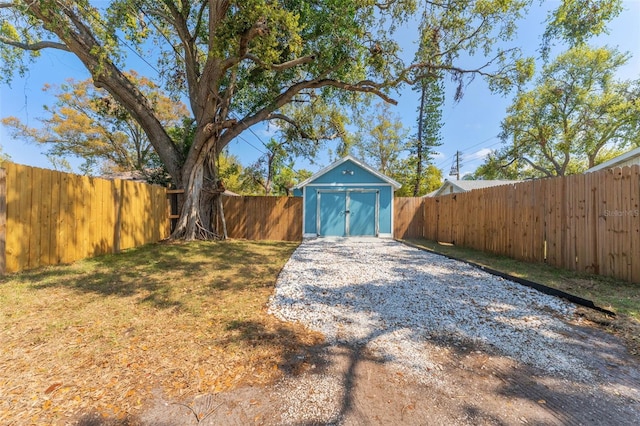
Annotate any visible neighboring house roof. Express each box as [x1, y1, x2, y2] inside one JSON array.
[[293, 155, 402, 189], [585, 146, 640, 173], [101, 170, 147, 182], [426, 179, 521, 197]]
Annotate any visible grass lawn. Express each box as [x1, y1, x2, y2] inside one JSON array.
[[3, 238, 637, 423], [405, 238, 640, 356], [0, 240, 322, 424]]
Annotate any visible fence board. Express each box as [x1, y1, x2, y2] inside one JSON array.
[[609, 168, 620, 278], [28, 167, 43, 269], [1, 163, 169, 273], [621, 167, 632, 281], [393, 197, 424, 239], [38, 169, 53, 266], [631, 166, 640, 283], [400, 165, 640, 284], [0, 169, 5, 274], [221, 196, 302, 241], [584, 172, 595, 274], [15, 164, 32, 271]]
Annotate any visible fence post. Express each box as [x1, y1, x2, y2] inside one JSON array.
[[0, 168, 6, 274]]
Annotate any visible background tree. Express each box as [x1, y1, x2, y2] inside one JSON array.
[[242, 148, 310, 196], [496, 45, 640, 178], [541, 0, 624, 59], [0, 0, 621, 239], [394, 162, 443, 196], [271, 97, 354, 162], [471, 151, 528, 180], [408, 10, 445, 196], [242, 139, 288, 195], [217, 152, 246, 194], [410, 75, 444, 195], [2, 74, 188, 179], [0, 144, 11, 165], [353, 102, 443, 195], [355, 103, 409, 176]]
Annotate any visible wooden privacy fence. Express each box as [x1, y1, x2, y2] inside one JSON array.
[[394, 197, 424, 240], [223, 196, 302, 241], [0, 163, 170, 274], [394, 165, 640, 283]]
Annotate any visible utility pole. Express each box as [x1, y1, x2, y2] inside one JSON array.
[[449, 150, 461, 180]]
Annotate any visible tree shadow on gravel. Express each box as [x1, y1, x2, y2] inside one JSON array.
[[274, 240, 640, 425]]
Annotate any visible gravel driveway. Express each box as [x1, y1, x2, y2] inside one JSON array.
[[266, 238, 640, 424]]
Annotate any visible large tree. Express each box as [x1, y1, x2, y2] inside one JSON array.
[[0, 0, 620, 239], [2, 73, 188, 179], [497, 45, 640, 177]]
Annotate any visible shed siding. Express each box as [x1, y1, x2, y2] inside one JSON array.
[[297, 157, 397, 237], [303, 184, 393, 235], [310, 161, 388, 185]]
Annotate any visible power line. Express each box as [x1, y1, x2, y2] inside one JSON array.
[[435, 134, 502, 170], [461, 134, 501, 153], [235, 134, 267, 155], [69, 2, 163, 76]]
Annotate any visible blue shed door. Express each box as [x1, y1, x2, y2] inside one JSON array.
[[349, 191, 377, 236], [317, 190, 378, 237], [318, 192, 347, 236]]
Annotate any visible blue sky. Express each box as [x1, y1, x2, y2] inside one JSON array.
[[1, 1, 639, 178]]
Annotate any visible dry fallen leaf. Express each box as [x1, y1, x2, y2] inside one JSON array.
[[44, 383, 63, 395]]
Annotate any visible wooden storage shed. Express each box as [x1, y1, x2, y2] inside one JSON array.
[[293, 155, 401, 238]]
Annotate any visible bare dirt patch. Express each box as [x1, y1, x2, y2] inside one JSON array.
[[81, 327, 640, 425], [3, 239, 639, 425], [76, 239, 639, 426]]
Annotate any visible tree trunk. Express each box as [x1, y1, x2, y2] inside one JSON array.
[[171, 150, 227, 240], [414, 83, 426, 196]]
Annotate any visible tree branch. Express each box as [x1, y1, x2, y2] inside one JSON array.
[[266, 113, 313, 140], [215, 75, 397, 153], [520, 156, 554, 177], [0, 35, 70, 51], [401, 47, 521, 87], [151, 2, 200, 107], [245, 53, 316, 71], [311, 79, 397, 104], [218, 17, 268, 73], [192, 0, 208, 43]]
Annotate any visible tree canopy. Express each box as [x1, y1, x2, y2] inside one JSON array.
[[487, 45, 640, 178], [2, 73, 188, 179], [0, 0, 623, 239]]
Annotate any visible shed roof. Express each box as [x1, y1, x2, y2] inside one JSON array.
[[294, 155, 402, 189], [427, 179, 521, 197]]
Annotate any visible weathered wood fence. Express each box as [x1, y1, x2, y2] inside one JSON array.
[[394, 165, 640, 283], [3, 161, 638, 283], [166, 192, 303, 241], [0, 163, 170, 274], [223, 196, 302, 241]]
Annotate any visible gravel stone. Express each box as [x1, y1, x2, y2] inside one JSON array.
[[269, 238, 587, 381]]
